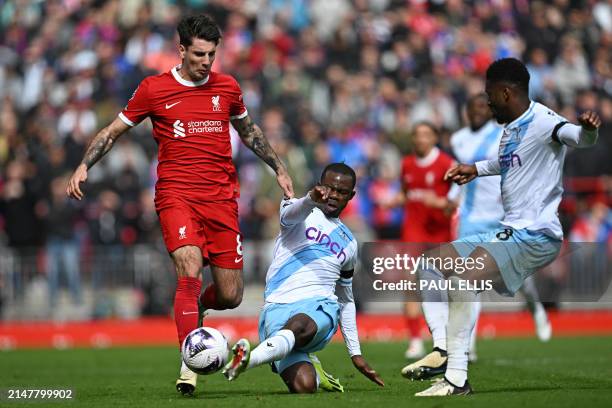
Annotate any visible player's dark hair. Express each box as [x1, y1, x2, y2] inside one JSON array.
[[414, 121, 439, 136], [321, 163, 357, 190], [177, 15, 222, 47], [486, 58, 530, 94]]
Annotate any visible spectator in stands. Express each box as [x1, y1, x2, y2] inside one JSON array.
[[44, 175, 82, 308]]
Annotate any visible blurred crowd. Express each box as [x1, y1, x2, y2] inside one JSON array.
[[0, 0, 611, 310]]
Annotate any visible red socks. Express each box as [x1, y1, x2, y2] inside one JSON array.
[[406, 316, 421, 339], [174, 277, 202, 348]]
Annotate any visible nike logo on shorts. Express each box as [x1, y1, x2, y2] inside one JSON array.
[[165, 101, 182, 109], [182, 311, 198, 315], [234, 256, 243, 263]]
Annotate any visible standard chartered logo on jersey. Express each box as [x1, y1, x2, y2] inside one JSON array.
[[172, 119, 224, 138], [173, 120, 185, 138]]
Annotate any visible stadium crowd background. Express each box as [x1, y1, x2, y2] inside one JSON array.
[[0, 0, 610, 320]]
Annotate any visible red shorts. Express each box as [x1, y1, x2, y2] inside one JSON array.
[[156, 195, 243, 269]]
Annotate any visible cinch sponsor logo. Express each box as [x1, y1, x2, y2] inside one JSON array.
[[305, 227, 347, 263], [500, 153, 522, 168]]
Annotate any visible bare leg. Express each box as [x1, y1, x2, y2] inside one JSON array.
[[171, 245, 203, 279], [281, 362, 318, 394], [201, 265, 243, 310]]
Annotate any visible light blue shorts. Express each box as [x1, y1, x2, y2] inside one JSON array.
[[452, 226, 562, 295], [458, 220, 501, 238], [258, 297, 339, 374]]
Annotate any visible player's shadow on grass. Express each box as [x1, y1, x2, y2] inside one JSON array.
[[475, 385, 606, 394], [185, 389, 293, 399], [185, 387, 383, 399]]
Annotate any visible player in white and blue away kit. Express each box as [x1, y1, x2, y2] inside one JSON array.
[[405, 94, 553, 382], [223, 163, 384, 393], [414, 58, 601, 397]]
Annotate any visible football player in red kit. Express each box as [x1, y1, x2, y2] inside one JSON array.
[[400, 122, 455, 243], [66, 15, 294, 395], [392, 122, 455, 359]]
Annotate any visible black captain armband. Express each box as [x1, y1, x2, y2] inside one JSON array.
[[551, 121, 569, 145]]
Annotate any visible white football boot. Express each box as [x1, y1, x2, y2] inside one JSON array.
[[401, 347, 447, 381], [176, 360, 197, 396], [415, 378, 473, 396]]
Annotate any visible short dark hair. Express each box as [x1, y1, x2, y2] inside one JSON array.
[[321, 163, 357, 190], [177, 15, 222, 47], [486, 58, 530, 93]]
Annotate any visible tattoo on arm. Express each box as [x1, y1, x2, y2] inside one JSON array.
[[81, 127, 120, 169], [233, 115, 284, 172]]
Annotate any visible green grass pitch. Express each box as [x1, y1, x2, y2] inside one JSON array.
[[2, 337, 612, 407]]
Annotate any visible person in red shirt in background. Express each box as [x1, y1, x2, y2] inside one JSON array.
[[66, 15, 293, 396], [389, 122, 455, 359]]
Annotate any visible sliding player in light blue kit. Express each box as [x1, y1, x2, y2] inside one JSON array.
[[223, 163, 384, 393]]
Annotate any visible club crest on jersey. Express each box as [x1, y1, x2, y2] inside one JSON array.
[[425, 171, 435, 186], [505, 127, 522, 142], [212, 95, 221, 112]]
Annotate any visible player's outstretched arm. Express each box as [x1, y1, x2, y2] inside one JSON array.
[[351, 355, 385, 387], [232, 114, 294, 198], [66, 117, 130, 200], [578, 111, 602, 131], [279, 186, 330, 226], [444, 163, 479, 185], [556, 111, 601, 147], [309, 185, 330, 204], [336, 272, 384, 387]]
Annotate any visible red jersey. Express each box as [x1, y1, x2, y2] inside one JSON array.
[[119, 66, 247, 206], [400, 147, 454, 243]]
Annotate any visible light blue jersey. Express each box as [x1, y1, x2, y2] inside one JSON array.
[[475, 102, 578, 240], [458, 101, 598, 294], [264, 198, 359, 304]]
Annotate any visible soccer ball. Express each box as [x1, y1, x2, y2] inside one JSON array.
[[181, 327, 229, 375]]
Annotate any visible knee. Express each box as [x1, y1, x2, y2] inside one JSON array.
[[287, 375, 317, 394], [172, 249, 202, 278], [284, 316, 317, 347], [175, 262, 201, 278]]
